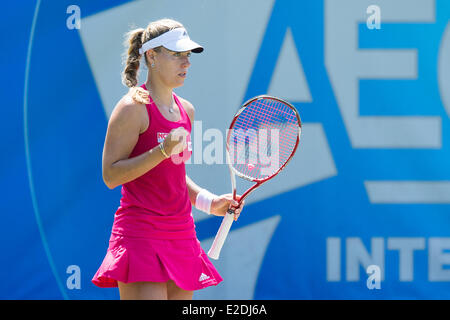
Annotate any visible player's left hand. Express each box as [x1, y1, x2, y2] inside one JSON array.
[[210, 194, 245, 221]]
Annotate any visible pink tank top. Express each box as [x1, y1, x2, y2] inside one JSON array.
[[111, 84, 195, 239]]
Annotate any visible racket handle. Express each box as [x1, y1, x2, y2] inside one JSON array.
[[207, 209, 235, 260]]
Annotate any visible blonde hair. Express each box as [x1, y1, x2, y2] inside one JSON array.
[[121, 18, 183, 104]]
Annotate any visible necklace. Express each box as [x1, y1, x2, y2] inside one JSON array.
[[167, 99, 175, 113], [146, 83, 175, 113]]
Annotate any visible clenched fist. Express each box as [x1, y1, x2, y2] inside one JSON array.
[[162, 127, 189, 156]]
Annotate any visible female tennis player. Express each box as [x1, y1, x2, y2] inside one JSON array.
[[92, 18, 245, 300]]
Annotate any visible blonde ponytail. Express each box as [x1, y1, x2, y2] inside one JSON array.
[[121, 28, 150, 104]]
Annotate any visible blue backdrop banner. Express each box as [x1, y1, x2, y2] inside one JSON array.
[[3, 0, 450, 299]]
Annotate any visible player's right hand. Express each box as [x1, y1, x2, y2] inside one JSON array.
[[163, 127, 189, 156]]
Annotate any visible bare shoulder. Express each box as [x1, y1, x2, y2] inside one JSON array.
[[113, 94, 146, 117], [178, 96, 195, 123], [109, 94, 148, 134]]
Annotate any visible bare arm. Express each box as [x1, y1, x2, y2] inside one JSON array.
[[186, 175, 202, 206], [102, 96, 166, 189], [179, 97, 199, 204]]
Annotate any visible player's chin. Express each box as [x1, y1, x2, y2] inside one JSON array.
[[172, 80, 185, 88], [173, 74, 187, 86]]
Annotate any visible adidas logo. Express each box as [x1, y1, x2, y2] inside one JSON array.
[[198, 273, 210, 282]]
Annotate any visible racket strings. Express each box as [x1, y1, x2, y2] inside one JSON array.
[[228, 98, 299, 180]]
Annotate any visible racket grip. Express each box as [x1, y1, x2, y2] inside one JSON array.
[[207, 209, 235, 260]]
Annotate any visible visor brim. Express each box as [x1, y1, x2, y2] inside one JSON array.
[[164, 38, 204, 53]]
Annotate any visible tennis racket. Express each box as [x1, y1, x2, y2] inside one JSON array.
[[207, 95, 302, 260]]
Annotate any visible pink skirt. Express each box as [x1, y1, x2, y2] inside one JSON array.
[[92, 234, 223, 291]]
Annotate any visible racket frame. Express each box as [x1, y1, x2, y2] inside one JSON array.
[[226, 95, 302, 204], [207, 95, 302, 260]]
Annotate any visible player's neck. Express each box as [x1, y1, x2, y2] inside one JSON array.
[[145, 78, 173, 108]]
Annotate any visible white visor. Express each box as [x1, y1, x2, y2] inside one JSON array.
[[139, 27, 203, 55]]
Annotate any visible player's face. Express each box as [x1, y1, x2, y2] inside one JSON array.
[[150, 47, 191, 88]]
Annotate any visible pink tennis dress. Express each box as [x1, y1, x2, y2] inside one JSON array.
[[92, 84, 222, 290]]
